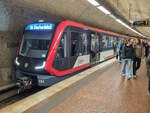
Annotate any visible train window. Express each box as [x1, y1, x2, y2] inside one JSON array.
[[113, 36, 117, 42], [101, 35, 116, 50], [97, 33, 103, 52], [89, 31, 97, 52], [71, 31, 80, 56], [102, 35, 107, 49], [81, 33, 88, 55], [108, 36, 114, 48], [20, 31, 53, 58], [95, 35, 99, 52], [55, 32, 67, 59]]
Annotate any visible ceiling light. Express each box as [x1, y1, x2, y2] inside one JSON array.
[[97, 6, 111, 15], [116, 19, 146, 37], [116, 19, 128, 27], [116, 19, 132, 30], [109, 14, 117, 20], [87, 0, 100, 6]]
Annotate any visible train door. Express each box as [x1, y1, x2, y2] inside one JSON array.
[[89, 31, 99, 65], [53, 26, 83, 71], [53, 27, 71, 70], [96, 33, 102, 63], [69, 27, 90, 68]]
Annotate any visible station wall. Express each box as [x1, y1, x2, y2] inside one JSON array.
[[0, 0, 60, 84]]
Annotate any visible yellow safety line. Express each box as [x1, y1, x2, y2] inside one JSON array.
[[0, 59, 115, 113]]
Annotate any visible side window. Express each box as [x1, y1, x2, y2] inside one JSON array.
[[95, 34, 99, 52], [117, 37, 121, 41], [55, 32, 67, 59], [81, 33, 88, 55], [113, 36, 117, 42], [107, 36, 113, 48], [102, 35, 116, 50], [89, 31, 97, 52], [102, 35, 107, 49], [98, 33, 103, 51], [71, 31, 80, 56], [112, 36, 116, 47]]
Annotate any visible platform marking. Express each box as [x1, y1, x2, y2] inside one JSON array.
[[0, 59, 115, 113]]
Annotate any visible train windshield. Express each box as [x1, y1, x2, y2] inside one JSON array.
[[19, 23, 56, 58]]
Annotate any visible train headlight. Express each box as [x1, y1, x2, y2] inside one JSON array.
[[35, 61, 46, 70], [15, 57, 20, 66]]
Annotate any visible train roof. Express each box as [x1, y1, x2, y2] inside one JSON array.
[[25, 19, 136, 39], [59, 20, 132, 39]]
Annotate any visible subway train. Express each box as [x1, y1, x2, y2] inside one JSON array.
[[14, 20, 130, 90]]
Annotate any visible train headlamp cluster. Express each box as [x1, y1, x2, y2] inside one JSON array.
[[35, 61, 46, 70], [15, 57, 20, 66], [87, 0, 146, 38]]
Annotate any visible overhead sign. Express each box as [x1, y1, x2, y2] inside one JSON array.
[[133, 20, 149, 27]]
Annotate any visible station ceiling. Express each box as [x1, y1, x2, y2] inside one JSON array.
[[9, 0, 150, 38], [107, 0, 150, 37]]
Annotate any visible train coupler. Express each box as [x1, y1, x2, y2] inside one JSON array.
[[16, 76, 32, 94]]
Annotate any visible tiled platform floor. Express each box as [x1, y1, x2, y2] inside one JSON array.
[[49, 61, 150, 113]]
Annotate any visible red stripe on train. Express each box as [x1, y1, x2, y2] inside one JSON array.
[[45, 20, 124, 77]]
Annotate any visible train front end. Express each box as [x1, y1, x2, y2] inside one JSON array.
[[15, 21, 57, 90]]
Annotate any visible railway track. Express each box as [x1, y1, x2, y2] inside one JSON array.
[[0, 86, 44, 109]]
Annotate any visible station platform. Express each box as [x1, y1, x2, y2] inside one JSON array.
[[0, 59, 150, 113], [0, 82, 15, 92]]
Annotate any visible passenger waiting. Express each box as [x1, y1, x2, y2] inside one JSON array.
[[113, 41, 118, 59], [117, 40, 122, 62], [133, 39, 143, 78], [145, 41, 150, 95], [121, 39, 134, 80], [119, 40, 126, 62], [145, 41, 149, 58]]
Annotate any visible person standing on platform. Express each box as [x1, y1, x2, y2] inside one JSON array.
[[144, 41, 149, 58], [145, 41, 150, 95], [121, 39, 134, 80], [113, 41, 118, 60], [133, 39, 143, 78], [120, 39, 126, 75], [117, 40, 122, 62], [119, 39, 125, 62]]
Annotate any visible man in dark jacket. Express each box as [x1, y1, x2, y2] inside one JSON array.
[[145, 41, 150, 95], [145, 41, 149, 58], [121, 39, 134, 80]]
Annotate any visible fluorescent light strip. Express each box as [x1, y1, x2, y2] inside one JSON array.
[[87, 0, 100, 6], [87, 0, 146, 37], [116, 19, 129, 28], [97, 6, 111, 15], [109, 14, 117, 20]]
